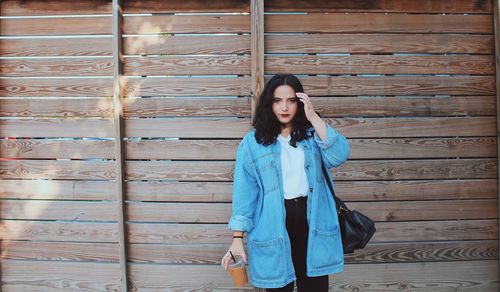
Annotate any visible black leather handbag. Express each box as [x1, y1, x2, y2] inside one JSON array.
[[321, 161, 376, 254]]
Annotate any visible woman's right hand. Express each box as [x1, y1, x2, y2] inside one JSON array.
[[221, 238, 247, 270]]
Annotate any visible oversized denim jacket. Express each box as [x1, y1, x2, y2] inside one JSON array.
[[228, 123, 351, 288]]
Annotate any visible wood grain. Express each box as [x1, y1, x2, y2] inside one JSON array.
[[4, 95, 493, 119], [1, 0, 492, 15], [0, 17, 112, 36], [125, 199, 497, 223], [2, 136, 495, 160], [0, 58, 114, 77], [123, 55, 250, 76], [124, 35, 250, 55], [266, 55, 495, 75], [0, 221, 118, 242], [0, 38, 112, 57], [123, 15, 250, 34], [1, 178, 495, 202], [264, 0, 493, 13], [1, 200, 117, 221], [121, 76, 251, 97], [266, 14, 493, 33], [0, 78, 113, 97], [0, 180, 117, 201], [1, 241, 118, 262], [125, 240, 498, 264], [266, 33, 494, 54]]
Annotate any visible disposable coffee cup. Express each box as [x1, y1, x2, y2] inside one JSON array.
[[227, 255, 248, 286]]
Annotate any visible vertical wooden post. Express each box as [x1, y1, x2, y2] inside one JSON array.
[[494, 0, 500, 282], [251, 0, 264, 121], [251, 2, 265, 291], [112, 0, 129, 291]]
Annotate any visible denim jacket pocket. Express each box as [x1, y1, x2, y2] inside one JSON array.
[[254, 155, 280, 194], [249, 237, 285, 281], [309, 226, 343, 270]]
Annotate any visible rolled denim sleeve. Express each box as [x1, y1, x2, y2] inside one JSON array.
[[314, 123, 350, 168], [228, 140, 259, 233]]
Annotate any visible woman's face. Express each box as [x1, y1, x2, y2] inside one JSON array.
[[272, 85, 298, 127]]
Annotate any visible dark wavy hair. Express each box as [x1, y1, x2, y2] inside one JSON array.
[[252, 74, 313, 147]]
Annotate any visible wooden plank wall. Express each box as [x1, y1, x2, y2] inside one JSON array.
[[0, 0, 499, 291]]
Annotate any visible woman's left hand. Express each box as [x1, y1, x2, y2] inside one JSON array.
[[296, 92, 318, 122]]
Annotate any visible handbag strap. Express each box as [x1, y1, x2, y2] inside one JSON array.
[[320, 159, 348, 212]]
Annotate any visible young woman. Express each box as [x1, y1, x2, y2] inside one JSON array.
[[221, 74, 350, 291]]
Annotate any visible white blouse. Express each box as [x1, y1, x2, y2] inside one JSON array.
[[277, 134, 309, 199]]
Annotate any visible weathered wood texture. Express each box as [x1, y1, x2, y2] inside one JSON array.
[[0, 0, 498, 291]]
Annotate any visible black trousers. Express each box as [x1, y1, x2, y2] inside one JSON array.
[[266, 196, 329, 292]]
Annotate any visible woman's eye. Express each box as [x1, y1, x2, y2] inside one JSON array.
[[273, 99, 280, 103], [289, 98, 298, 103]]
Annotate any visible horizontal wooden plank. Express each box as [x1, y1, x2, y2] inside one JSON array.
[[2, 179, 495, 202], [3, 0, 492, 15], [349, 137, 497, 159], [333, 158, 497, 181], [0, 98, 113, 118], [122, 76, 496, 97], [6, 240, 494, 264], [0, 137, 497, 160], [0, 180, 117, 200], [345, 240, 498, 264], [2, 219, 496, 243], [0, 160, 116, 180], [264, 0, 493, 13], [0, 78, 113, 97], [123, 15, 250, 34], [124, 261, 493, 291], [1, 241, 118, 262], [321, 117, 497, 137], [0, 17, 112, 36], [1, 0, 250, 15], [129, 220, 498, 244], [123, 97, 250, 117], [2, 95, 494, 119], [314, 95, 497, 117], [1, 0, 113, 15], [122, 76, 251, 97], [1, 200, 117, 221], [124, 117, 496, 138], [2, 260, 496, 291], [126, 240, 497, 264], [0, 58, 114, 77], [0, 119, 115, 138], [266, 55, 495, 75], [329, 261, 499, 291], [297, 76, 496, 96], [1, 97, 250, 118], [2, 117, 496, 138], [123, 55, 250, 76], [333, 179, 498, 201], [124, 35, 250, 55], [0, 139, 116, 159], [0, 38, 112, 57], [126, 199, 497, 223], [124, 118, 251, 138], [266, 34, 494, 54], [266, 14, 493, 33], [0, 220, 118, 242], [134, 159, 497, 181], [2, 136, 495, 160], [2, 261, 121, 291]]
